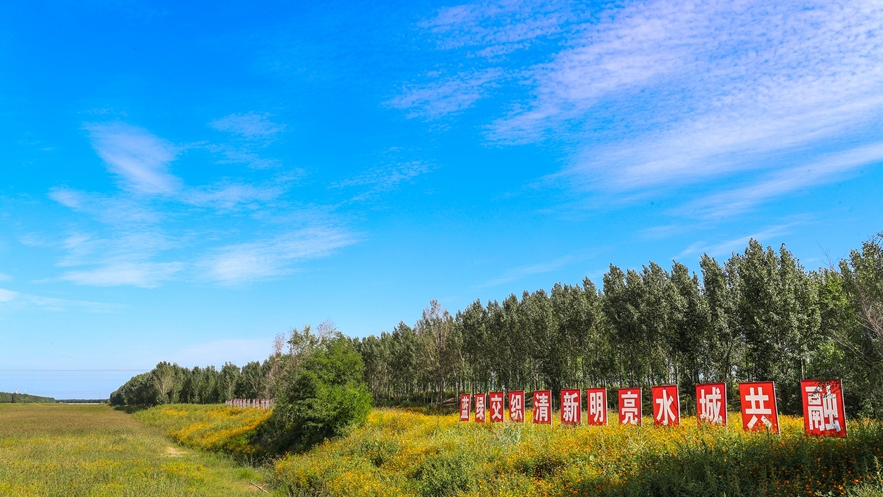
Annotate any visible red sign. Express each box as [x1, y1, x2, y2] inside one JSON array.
[[586, 388, 607, 425], [801, 379, 847, 438], [459, 394, 470, 422], [618, 387, 642, 425], [533, 390, 552, 424], [508, 390, 525, 422], [739, 382, 779, 433], [652, 385, 680, 426], [474, 393, 487, 423], [696, 383, 727, 425], [561, 389, 582, 425], [489, 391, 504, 422]]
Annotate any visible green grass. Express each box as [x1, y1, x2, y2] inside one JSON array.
[[0, 403, 269, 496]]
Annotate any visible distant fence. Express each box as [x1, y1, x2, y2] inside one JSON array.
[[226, 398, 274, 409]]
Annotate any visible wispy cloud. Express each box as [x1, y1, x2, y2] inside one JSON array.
[[404, 0, 883, 214], [477, 253, 577, 288], [201, 226, 356, 284], [387, 69, 503, 119], [211, 113, 284, 140], [333, 161, 433, 201], [58, 262, 184, 288], [678, 144, 883, 218], [675, 223, 798, 260], [0, 287, 119, 312], [86, 123, 182, 195], [184, 181, 284, 210], [0, 273, 10, 282]]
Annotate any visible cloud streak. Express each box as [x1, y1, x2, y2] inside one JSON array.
[[86, 123, 182, 195], [402, 0, 883, 215]]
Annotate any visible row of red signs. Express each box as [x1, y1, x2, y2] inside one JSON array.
[[458, 380, 847, 438]]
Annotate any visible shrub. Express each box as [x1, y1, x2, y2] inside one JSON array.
[[270, 327, 373, 451]]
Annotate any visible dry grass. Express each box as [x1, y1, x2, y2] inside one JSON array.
[[0, 403, 267, 497]]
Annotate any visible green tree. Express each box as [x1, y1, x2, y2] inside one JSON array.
[[271, 325, 372, 451]]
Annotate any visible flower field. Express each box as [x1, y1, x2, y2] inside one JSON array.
[[272, 408, 883, 497], [135, 403, 273, 459]]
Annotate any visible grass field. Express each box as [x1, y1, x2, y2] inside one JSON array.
[[0, 403, 268, 497], [8, 402, 883, 496]]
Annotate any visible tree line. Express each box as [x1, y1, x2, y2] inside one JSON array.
[[354, 235, 883, 417], [112, 234, 883, 419], [0, 391, 55, 403]]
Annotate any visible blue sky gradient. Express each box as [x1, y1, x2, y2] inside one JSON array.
[[2, 0, 882, 398]]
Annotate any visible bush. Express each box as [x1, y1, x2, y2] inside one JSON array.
[[270, 327, 373, 451]]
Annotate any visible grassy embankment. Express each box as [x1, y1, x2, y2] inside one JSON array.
[[0, 403, 267, 496], [138, 404, 883, 497]]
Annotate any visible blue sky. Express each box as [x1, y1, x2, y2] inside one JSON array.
[[2, 0, 882, 398]]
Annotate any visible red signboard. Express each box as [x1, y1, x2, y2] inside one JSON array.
[[508, 390, 525, 422], [561, 389, 582, 425], [489, 391, 504, 423], [696, 383, 727, 426], [801, 379, 847, 438], [474, 393, 487, 423], [459, 394, 470, 422], [586, 388, 607, 425], [618, 387, 642, 426], [739, 381, 779, 433], [652, 385, 680, 426], [533, 390, 552, 424]]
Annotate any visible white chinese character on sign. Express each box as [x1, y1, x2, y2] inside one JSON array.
[[562, 392, 579, 423], [745, 386, 773, 429], [475, 395, 486, 420], [806, 385, 842, 433], [589, 391, 605, 423], [655, 389, 676, 425], [510, 393, 523, 421], [535, 392, 550, 422], [699, 387, 723, 424], [490, 393, 504, 422], [622, 391, 639, 425]]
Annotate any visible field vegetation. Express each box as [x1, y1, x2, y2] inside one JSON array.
[[132, 403, 883, 497], [0, 403, 267, 496]]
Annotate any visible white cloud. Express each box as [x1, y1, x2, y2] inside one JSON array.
[[679, 143, 883, 218], [477, 253, 577, 287], [184, 182, 284, 210], [58, 262, 184, 288], [388, 69, 502, 119], [210, 113, 284, 140], [675, 223, 797, 259], [406, 0, 883, 214], [202, 226, 356, 284], [0, 273, 10, 282], [333, 161, 433, 201], [0, 287, 118, 312], [49, 188, 161, 225], [86, 123, 182, 195]]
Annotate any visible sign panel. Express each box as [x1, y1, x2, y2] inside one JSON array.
[[561, 389, 582, 425], [586, 388, 607, 425], [459, 394, 471, 422], [489, 391, 505, 423], [696, 383, 727, 425], [739, 381, 779, 433], [532, 390, 552, 424], [508, 390, 525, 423], [474, 393, 487, 423], [652, 385, 680, 426], [801, 379, 847, 438], [618, 387, 642, 426]]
